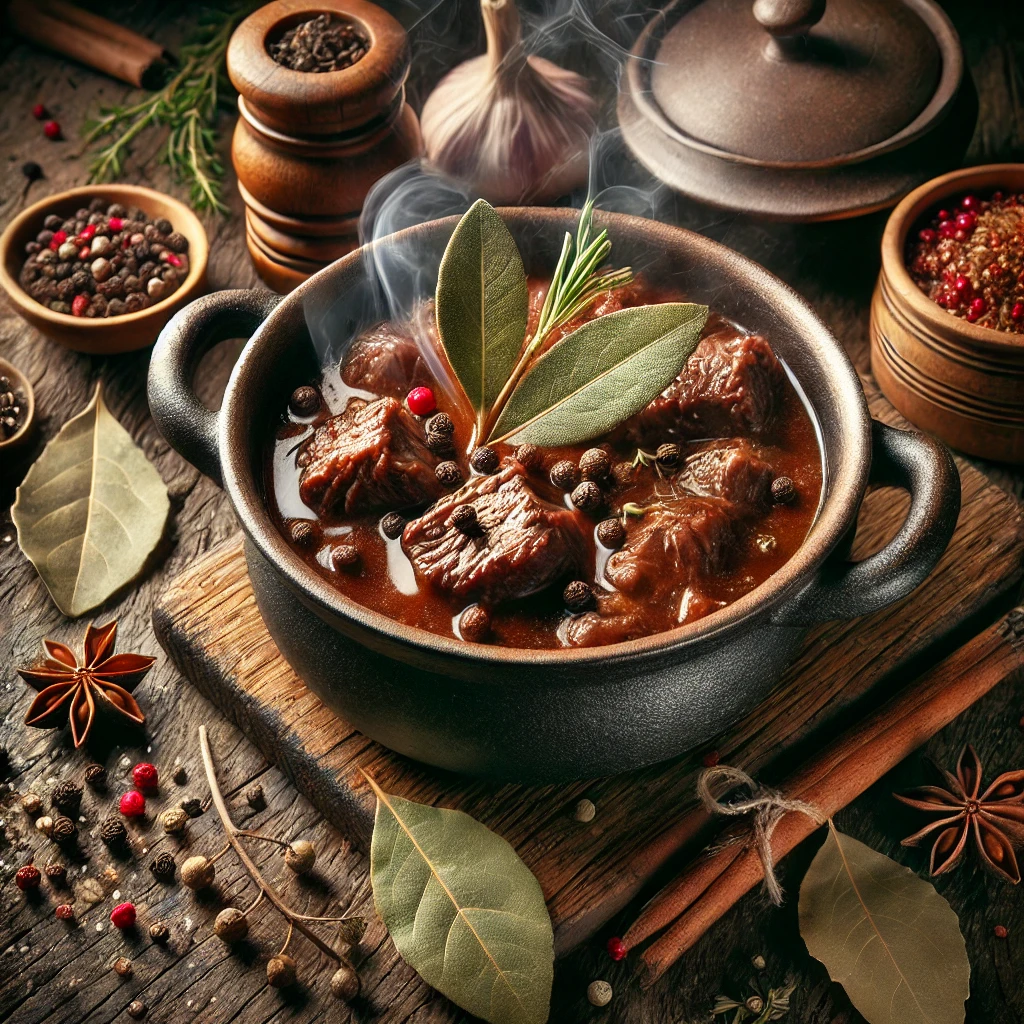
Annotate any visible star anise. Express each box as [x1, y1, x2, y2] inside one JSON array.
[[18, 622, 153, 748], [895, 744, 1024, 883]]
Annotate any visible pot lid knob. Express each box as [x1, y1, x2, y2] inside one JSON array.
[[752, 0, 825, 59]]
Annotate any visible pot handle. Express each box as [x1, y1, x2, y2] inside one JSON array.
[[772, 420, 960, 627], [148, 289, 282, 487]]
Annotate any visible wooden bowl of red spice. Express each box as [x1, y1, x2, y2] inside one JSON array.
[[871, 164, 1024, 464], [0, 184, 208, 354]]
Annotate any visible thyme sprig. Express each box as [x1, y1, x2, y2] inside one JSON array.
[[83, 4, 256, 214]]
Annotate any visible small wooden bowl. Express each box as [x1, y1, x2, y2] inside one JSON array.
[[870, 164, 1024, 463], [0, 357, 36, 456], [0, 185, 208, 354]]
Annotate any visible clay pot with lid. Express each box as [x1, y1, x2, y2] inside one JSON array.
[[619, 0, 978, 221], [227, 0, 423, 292]]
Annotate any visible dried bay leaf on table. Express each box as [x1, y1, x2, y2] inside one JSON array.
[[12, 385, 170, 617], [366, 775, 554, 1024], [798, 821, 970, 1024], [490, 302, 709, 446], [435, 198, 529, 426]]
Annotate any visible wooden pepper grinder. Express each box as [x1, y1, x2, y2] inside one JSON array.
[[227, 0, 422, 292]]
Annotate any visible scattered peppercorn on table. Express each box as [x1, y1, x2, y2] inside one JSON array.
[[2, 5, 1024, 1024]]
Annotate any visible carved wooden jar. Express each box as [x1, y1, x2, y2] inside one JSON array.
[[227, 0, 422, 292]]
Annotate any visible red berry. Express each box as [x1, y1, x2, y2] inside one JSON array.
[[165, 253, 182, 268], [43, 120, 61, 140], [49, 229, 67, 251], [120, 790, 146, 817], [406, 386, 436, 416], [110, 902, 136, 929], [78, 224, 96, 241], [994, 924, 1008, 939], [970, 298, 986, 313], [938, 221, 956, 239], [55, 904, 75, 921], [132, 763, 159, 789], [32, 103, 46, 120], [1011, 303, 1024, 321], [122, 235, 132, 250], [108, 216, 124, 232], [955, 211, 976, 231], [954, 275, 971, 294], [702, 749, 721, 768], [606, 936, 627, 961], [918, 228, 936, 244], [15, 865, 41, 891], [992, 191, 1004, 202], [71, 294, 90, 317], [960, 194, 978, 211], [937, 209, 950, 221]]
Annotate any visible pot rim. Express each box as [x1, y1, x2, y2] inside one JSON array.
[[880, 162, 1024, 353], [221, 208, 870, 669]]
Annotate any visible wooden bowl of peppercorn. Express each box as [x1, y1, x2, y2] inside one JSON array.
[[871, 163, 1024, 464], [0, 184, 208, 355], [0, 357, 36, 457]]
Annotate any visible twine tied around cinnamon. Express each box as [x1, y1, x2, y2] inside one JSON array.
[[697, 765, 826, 905]]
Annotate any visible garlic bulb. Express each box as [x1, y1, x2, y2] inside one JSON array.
[[420, 0, 596, 204]]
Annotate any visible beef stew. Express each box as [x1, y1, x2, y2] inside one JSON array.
[[266, 275, 822, 649]]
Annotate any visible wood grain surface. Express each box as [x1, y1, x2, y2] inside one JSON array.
[[1, 2, 1023, 1024], [150, 379, 1024, 956]]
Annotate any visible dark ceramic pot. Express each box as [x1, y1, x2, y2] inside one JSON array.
[[148, 208, 960, 782]]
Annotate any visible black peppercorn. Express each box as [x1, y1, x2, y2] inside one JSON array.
[[44, 862, 67, 885], [563, 580, 595, 612], [380, 512, 406, 540], [127, 1000, 147, 1019], [289, 385, 320, 416], [550, 460, 580, 490], [51, 816, 77, 845], [331, 543, 361, 572], [596, 518, 626, 549], [515, 443, 539, 470], [149, 922, 170, 943], [470, 446, 499, 474], [100, 816, 129, 848], [611, 461, 635, 488], [51, 780, 82, 814], [289, 520, 315, 548], [246, 784, 266, 810], [771, 476, 797, 505], [571, 481, 603, 513], [172, 764, 187, 785], [459, 605, 491, 643], [436, 461, 463, 487], [425, 430, 455, 455], [656, 443, 681, 469], [150, 851, 176, 882], [22, 161, 43, 182], [451, 504, 479, 535], [44, 213, 62, 230], [180, 797, 204, 818], [427, 412, 454, 436], [579, 448, 611, 481]]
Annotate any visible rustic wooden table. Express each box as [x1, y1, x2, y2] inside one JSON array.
[[2, 3, 1023, 1023]]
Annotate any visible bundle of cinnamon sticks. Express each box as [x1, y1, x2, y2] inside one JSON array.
[[621, 605, 1024, 986], [7, 0, 171, 89]]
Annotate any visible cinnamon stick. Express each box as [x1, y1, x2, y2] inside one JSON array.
[[7, 0, 170, 89], [633, 607, 1024, 985]]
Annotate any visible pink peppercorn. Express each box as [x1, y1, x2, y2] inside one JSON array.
[[15, 864, 41, 891], [108, 216, 123, 231], [132, 763, 159, 789], [43, 120, 61, 140], [32, 103, 46, 120], [994, 924, 1008, 939], [78, 224, 96, 241], [406, 387, 436, 416], [939, 221, 956, 239], [110, 902, 136, 929], [960, 194, 979, 211], [918, 228, 936, 244], [165, 253, 182, 268], [937, 209, 950, 221], [607, 936, 627, 961], [71, 294, 90, 317], [49, 230, 67, 251], [1011, 303, 1024, 321], [119, 790, 146, 817], [55, 904, 75, 921]]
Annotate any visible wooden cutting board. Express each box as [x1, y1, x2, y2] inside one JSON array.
[[152, 388, 1024, 957]]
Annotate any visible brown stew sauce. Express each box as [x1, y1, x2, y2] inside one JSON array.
[[265, 276, 823, 649]]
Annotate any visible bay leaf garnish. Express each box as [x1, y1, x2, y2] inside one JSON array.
[[435, 198, 529, 431], [366, 775, 554, 1024], [798, 822, 970, 1024], [489, 302, 708, 446], [12, 385, 170, 617]]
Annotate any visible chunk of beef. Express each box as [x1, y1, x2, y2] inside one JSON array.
[[623, 329, 785, 443], [677, 439, 774, 507], [604, 496, 737, 596], [299, 397, 443, 515], [341, 324, 430, 398], [402, 465, 586, 605]]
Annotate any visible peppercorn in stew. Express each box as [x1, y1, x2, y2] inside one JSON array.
[[266, 276, 822, 648]]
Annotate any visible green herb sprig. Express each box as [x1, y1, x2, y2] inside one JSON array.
[[82, 3, 256, 214]]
